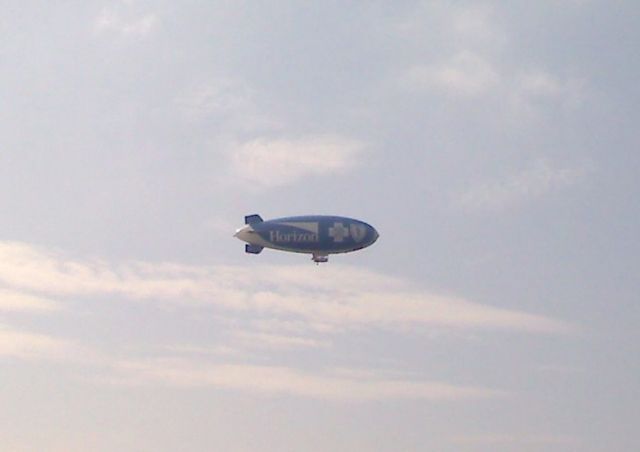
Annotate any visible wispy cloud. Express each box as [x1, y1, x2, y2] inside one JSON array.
[[0, 319, 502, 401], [396, 2, 589, 118], [456, 159, 593, 211], [451, 433, 581, 446], [177, 84, 363, 190], [175, 80, 282, 132], [391, 3, 505, 48], [0, 241, 574, 335], [0, 320, 502, 401], [451, 4, 506, 48], [228, 136, 365, 188], [397, 4, 503, 98], [94, 7, 158, 37], [0, 238, 573, 404], [104, 358, 506, 401], [0, 289, 60, 313], [0, 324, 75, 360], [232, 331, 330, 350], [509, 72, 589, 120], [403, 51, 500, 97], [401, 51, 585, 111]]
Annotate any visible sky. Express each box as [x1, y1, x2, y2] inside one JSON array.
[[1, 1, 639, 451]]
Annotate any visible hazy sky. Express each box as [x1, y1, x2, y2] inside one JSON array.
[[1, 1, 639, 451]]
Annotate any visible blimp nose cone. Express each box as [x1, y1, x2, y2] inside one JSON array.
[[372, 228, 380, 243]]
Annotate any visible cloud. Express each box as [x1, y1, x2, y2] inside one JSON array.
[[0, 240, 550, 401], [0, 327, 502, 401], [0, 324, 75, 360], [451, 5, 496, 40], [0, 289, 60, 313], [175, 80, 282, 132], [176, 85, 363, 190], [509, 72, 589, 119], [1, 318, 496, 402], [391, 3, 504, 47], [396, 4, 504, 97], [456, 159, 593, 211], [0, 317, 502, 401], [401, 55, 585, 109], [403, 51, 500, 97], [94, 7, 158, 37], [0, 241, 574, 334], [232, 330, 330, 350], [395, 3, 590, 116], [228, 136, 365, 188], [105, 358, 506, 400], [162, 344, 239, 357], [518, 72, 563, 97], [450, 433, 580, 446]]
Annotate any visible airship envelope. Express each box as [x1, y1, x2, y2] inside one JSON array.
[[234, 214, 379, 263]]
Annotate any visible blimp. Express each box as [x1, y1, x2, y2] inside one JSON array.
[[234, 214, 379, 263]]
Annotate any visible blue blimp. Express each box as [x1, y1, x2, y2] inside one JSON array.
[[234, 214, 379, 263]]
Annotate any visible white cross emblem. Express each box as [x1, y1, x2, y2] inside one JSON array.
[[328, 222, 350, 242]]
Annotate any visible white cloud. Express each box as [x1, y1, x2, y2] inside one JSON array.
[[162, 344, 239, 357], [246, 318, 340, 335], [507, 72, 589, 121], [177, 84, 365, 191], [0, 289, 60, 312], [0, 319, 501, 401], [178, 86, 363, 190], [402, 56, 586, 110], [390, 3, 504, 48], [451, 433, 580, 446], [0, 320, 500, 401], [0, 241, 574, 335], [232, 330, 330, 350], [175, 80, 282, 132], [403, 51, 500, 97], [94, 7, 158, 37], [0, 324, 75, 360], [105, 358, 506, 400], [450, 4, 507, 50], [395, 3, 505, 98], [395, 2, 590, 115], [456, 159, 593, 211], [229, 136, 365, 188], [518, 72, 563, 97]]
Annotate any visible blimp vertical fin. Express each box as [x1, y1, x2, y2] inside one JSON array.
[[245, 214, 263, 225]]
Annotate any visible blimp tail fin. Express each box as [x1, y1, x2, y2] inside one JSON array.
[[244, 214, 263, 225], [245, 244, 263, 254]]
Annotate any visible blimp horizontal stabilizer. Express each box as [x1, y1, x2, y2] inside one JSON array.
[[245, 214, 263, 225], [245, 244, 264, 254]]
